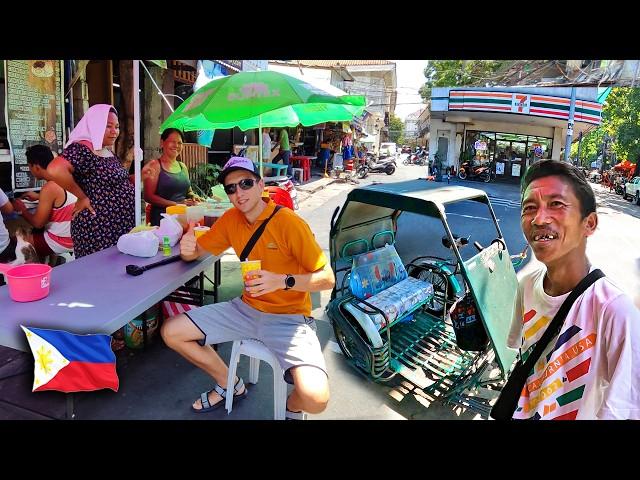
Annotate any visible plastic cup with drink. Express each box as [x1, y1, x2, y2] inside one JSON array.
[[240, 260, 261, 282], [193, 226, 210, 239]]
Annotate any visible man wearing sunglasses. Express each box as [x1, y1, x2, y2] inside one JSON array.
[[162, 157, 335, 420]]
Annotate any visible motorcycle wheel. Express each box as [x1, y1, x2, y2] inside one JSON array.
[[357, 167, 368, 179], [403, 158, 409, 165], [483, 172, 491, 183], [408, 262, 458, 317], [458, 170, 467, 180], [385, 165, 395, 175]]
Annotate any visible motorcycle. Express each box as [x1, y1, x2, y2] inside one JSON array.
[[403, 148, 428, 166], [457, 160, 492, 183], [357, 156, 396, 178], [263, 175, 299, 210]]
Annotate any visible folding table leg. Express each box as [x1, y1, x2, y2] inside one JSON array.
[[66, 393, 76, 420]]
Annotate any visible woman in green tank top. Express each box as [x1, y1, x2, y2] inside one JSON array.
[[143, 128, 202, 226]]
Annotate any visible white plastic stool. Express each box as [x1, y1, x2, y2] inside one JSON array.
[[291, 167, 304, 183], [225, 339, 288, 420]]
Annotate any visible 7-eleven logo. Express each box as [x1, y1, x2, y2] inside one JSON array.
[[511, 93, 531, 114]]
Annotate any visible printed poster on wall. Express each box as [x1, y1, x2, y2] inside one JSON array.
[[495, 161, 505, 175], [5, 60, 65, 191]]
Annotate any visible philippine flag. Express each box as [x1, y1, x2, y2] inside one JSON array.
[[21, 326, 119, 393]]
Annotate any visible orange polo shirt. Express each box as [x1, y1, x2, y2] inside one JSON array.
[[197, 199, 327, 316]]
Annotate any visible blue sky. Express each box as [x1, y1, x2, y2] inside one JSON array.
[[393, 60, 429, 120]]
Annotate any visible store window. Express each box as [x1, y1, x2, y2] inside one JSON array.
[[463, 131, 495, 165], [464, 130, 553, 179]]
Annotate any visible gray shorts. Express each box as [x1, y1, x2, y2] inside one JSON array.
[[185, 297, 327, 384]]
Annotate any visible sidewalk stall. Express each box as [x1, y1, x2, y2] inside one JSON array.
[[326, 180, 521, 415]]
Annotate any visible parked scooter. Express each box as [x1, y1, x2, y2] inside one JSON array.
[[357, 156, 396, 178], [263, 175, 299, 210], [403, 147, 428, 165], [457, 160, 492, 183]]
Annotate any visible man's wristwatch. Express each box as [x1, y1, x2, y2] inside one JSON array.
[[284, 274, 295, 290]]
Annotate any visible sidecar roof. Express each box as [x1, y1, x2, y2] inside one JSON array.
[[345, 179, 490, 218]]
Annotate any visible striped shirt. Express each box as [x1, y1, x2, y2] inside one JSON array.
[[44, 190, 77, 254]]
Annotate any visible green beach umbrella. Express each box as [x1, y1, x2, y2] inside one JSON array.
[[159, 70, 366, 175]]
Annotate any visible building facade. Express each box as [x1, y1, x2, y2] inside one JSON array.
[[429, 86, 603, 181]]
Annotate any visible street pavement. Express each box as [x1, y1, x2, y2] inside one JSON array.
[[1, 161, 638, 420]]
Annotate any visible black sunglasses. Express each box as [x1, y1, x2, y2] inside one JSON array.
[[224, 178, 257, 195]]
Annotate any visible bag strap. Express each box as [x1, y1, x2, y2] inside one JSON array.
[[491, 268, 604, 420], [517, 268, 604, 376], [239, 205, 282, 262]]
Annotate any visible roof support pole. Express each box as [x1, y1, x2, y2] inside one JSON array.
[[564, 87, 577, 162]]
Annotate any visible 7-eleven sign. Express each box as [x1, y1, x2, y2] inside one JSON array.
[[511, 93, 531, 114]]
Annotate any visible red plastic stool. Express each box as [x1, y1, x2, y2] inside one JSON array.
[[300, 157, 311, 181]]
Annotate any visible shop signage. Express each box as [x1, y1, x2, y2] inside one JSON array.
[[474, 140, 487, 151], [511, 93, 531, 114], [449, 90, 602, 125], [532, 144, 544, 157], [495, 162, 505, 175], [217, 60, 243, 71], [5, 60, 65, 191]]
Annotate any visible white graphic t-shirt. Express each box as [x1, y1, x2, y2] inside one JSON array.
[[507, 267, 640, 420]]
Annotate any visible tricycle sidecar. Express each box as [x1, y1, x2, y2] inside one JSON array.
[[327, 179, 519, 415]]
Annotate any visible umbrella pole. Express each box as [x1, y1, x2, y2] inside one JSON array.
[[133, 60, 142, 226], [258, 115, 264, 177]]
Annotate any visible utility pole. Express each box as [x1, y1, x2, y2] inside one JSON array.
[[600, 133, 609, 174], [576, 131, 583, 166], [564, 87, 577, 162]]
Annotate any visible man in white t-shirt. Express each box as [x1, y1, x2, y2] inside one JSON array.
[[0, 187, 16, 263], [506, 159, 640, 420]]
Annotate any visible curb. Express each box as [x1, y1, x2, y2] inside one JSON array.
[[297, 179, 338, 205]]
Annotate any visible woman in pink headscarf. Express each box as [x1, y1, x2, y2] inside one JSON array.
[[47, 104, 135, 257]]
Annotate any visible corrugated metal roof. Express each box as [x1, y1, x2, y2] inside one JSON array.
[[271, 60, 395, 68]]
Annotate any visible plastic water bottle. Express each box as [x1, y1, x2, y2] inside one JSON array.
[[162, 236, 171, 256]]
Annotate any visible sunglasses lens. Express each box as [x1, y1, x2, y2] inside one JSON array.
[[224, 178, 255, 195], [239, 179, 255, 190]]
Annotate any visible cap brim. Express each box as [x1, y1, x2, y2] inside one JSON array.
[[218, 166, 261, 186]]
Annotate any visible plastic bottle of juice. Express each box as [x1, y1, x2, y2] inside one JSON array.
[[163, 236, 171, 256]]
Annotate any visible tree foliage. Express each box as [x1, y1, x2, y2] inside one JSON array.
[[388, 114, 404, 144], [419, 60, 505, 101], [571, 87, 640, 167]]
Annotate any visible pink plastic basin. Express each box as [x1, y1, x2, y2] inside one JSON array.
[[0, 263, 53, 302]]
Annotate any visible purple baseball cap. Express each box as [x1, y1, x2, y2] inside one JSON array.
[[218, 156, 261, 185]]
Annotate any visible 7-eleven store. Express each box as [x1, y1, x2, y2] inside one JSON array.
[[428, 87, 602, 182]]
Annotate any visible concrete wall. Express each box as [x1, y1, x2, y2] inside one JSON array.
[[464, 120, 555, 139], [551, 126, 564, 160], [428, 118, 458, 167], [143, 65, 170, 165], [268, 64, 333, 87]]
